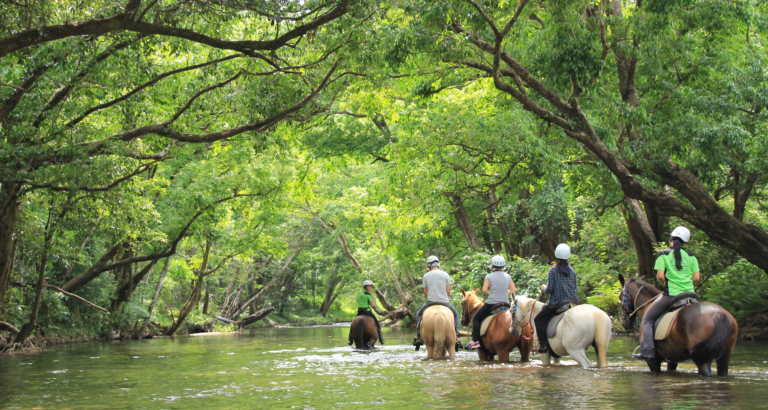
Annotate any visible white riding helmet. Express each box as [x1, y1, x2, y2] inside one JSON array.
[[490, 255, 506, 269], [362, 280, 373, 288], [426, 255, 440, 267], [554, 243, 571, 260], [670, 226, 691, 243]]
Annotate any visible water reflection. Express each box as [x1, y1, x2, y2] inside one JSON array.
[[0, 330, 767, 409]]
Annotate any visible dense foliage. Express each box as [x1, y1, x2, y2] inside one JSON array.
[[1, 0, 767, 347]]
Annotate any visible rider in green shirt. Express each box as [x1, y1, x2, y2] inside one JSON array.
[[348, 280, 384, 345], [634, 226, 701, 361]]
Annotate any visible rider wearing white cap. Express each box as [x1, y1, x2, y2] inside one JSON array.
[[634, 226, 701, 361], [535, 243, 578, 354], [348, 279, 384, 345], [465, 255, 516, 350], [413, 255, 462, 350]]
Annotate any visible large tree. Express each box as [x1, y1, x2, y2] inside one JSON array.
[[400, 0, 768, 274], [0, 0, 359, 300]]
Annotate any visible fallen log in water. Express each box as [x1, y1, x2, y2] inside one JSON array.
[[234, 306, 276, 329]]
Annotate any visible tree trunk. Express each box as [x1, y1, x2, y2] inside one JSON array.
[[621, 198, 658, 279], [15, 214, 55, 343], [139, 256, 171, 336], [229, 237, 305, 319], [164, 240, 211, 336], [202, 280, 210, 315], [537, 227, 558, 263], [112, 259, 159, 311], [0, 183, 20, 302], [445, 192, 481, 250], [319, 275, 343, 317], [234, 306, 276, 329], [61, 243, 124, 293], [374, 226, 414, 321]]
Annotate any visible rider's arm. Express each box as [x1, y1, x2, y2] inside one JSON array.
[[657, 270, 666, 285], [423, 287, 428, 297], [508, 279, 516, 295], [690, 255, 700, 282], [446, 284, 451, 295], [692, 271, 700, 282], [482, 279, 490, 296]]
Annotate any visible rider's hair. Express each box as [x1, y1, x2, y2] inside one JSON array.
[[671, 237, 684, 270], [556, 258, 570, 275]]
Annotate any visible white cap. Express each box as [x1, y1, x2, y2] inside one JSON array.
[[426, 255, 440, 267]]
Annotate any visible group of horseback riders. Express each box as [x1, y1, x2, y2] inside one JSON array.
[[350, 225, 701, 361]]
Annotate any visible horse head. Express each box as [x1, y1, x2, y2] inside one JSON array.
[[460, 288, 482, 326], [510, 295, 535, 336], [618, 274, 661, 330]]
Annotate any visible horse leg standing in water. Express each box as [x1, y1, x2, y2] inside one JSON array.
[[421, 305, 456, 359], [619, 274, 738, 376], [349, 315, 379, 349], [461, 288, 532, 363], [512, 296, 611, 369]]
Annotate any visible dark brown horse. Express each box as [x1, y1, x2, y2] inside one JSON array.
[[618, 274, 738, 376], [460, 288, 533, 362], [349, 315, 379, 349]]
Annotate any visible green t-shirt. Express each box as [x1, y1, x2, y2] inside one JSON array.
[[653, 249, 699, 296], [357, 291, 374, 310]]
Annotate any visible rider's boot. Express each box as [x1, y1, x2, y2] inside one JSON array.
[[413, 336, 423, 351], [465, 340, 480, 350], [537, 343, 548, 354]]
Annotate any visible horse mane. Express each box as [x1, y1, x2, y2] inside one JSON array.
[[627, 277, 661, 296]]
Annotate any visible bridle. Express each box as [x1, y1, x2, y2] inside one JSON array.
[[620, 280, 661, 328], [509, 298, 532, 340]]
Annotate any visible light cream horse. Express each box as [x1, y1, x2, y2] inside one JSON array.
[[421, 305, 457, 359], [510, 296, 611, 368]]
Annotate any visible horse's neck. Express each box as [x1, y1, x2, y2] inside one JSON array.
[[468, 296, 484, 318], [634, 283, 660, 321], [531, 300, 545, 317]]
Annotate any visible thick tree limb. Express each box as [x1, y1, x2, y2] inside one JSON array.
[[0, 0, 350, 58]]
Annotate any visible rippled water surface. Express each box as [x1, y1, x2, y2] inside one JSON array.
[[2, 326, 768, 409]]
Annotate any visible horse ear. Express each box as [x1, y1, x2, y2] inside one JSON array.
[[474, 288, 480, 294], [618, 274, 625, 286], [461, 288, 466, 296]]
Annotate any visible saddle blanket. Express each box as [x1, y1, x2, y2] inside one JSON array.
[[480, 312, 501, 336], [654, 310, 680, 341], [547, 313, 565, 338]]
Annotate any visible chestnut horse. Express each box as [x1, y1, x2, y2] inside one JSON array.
[[619, 274, 738, 376], [460, 288, 532, 362], [420, 305, 457, 359], [349, 315, 379, 349]]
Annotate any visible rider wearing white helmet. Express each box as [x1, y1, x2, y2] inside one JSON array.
[[634, 226, 701, 361], [348, 279, 384, 345], [413, 255, 462, 351], [465, 255, 517, 350], [535, 243, 579, 354]]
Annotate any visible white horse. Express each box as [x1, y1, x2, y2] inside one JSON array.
[[510, 296, 611, 368]]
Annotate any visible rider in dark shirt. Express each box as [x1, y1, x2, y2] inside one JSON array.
[[535, 243, 578, 354]]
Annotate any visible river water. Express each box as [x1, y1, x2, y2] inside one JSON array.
[[2, 325, 768, 409]]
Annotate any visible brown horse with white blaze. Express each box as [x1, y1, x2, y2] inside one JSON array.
[[461, 288, 533, 362], [619, 274, 738, 376]]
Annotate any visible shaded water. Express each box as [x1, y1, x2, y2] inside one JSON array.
[[2, 326, 768, 409]]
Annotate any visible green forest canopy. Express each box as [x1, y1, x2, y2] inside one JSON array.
[[1, 0, 767, 344]]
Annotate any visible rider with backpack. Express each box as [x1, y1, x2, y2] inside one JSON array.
[[535, 243, 578, 354], [633, 226, 700, 362], [465, 255, 516, 350]]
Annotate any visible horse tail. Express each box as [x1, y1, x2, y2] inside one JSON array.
[[690, 312, 730, 364], [592, 309, 611, 368], [433, 312, 447, 355], [355, 318, 366, 349]]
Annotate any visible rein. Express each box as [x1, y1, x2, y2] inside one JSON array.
[[622, 281, 661, 327]]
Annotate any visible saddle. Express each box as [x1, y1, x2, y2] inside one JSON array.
[[546, 299, 578, 338], [653, 292, 699, 341], [479, 304, 510, 337]]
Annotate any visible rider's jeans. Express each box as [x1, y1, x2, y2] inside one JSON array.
[[416, 302, 460, 337], [640, 295, 674, 358]]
